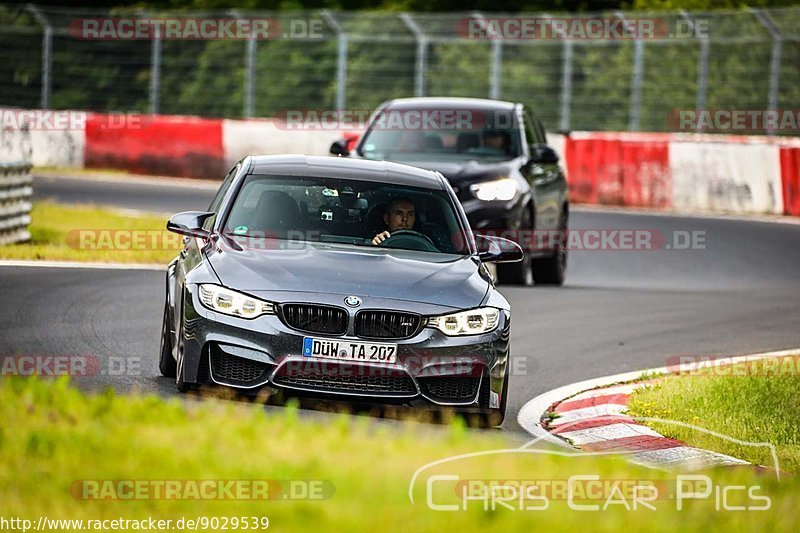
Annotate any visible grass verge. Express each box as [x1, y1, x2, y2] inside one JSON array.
[[0, 377, 797, 531], [628, 355, 800, 473], [0, 202, 177, 263]]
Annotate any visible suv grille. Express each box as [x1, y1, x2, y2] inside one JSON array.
[[419, 377, 481, 403], [210, 348, 270, 385], [273, 365, 417, 396], [355, 310, 422, 339], [280, 304, 348, 335]]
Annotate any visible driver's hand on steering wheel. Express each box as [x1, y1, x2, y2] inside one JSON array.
[[372, 231, 391, 245]]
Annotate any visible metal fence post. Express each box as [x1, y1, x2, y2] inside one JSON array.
[[680, 11, 709, 115], [26, 4, 52, 109], [490, 40, 502, 100], [559, 36, 574, 131], [617, 12, 644, 131], [231, 9, 257, 118], [753, 9, 782, 135], [323, 11, 347, 113], [400, 13, 427, 97], [471, 12, 502, 100], [149, 21, 162, 114]]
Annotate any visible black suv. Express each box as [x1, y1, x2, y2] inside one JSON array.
[[331, 97, 569, 286]]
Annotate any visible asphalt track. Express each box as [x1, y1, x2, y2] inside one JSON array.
[[2, 173, 799, 434]]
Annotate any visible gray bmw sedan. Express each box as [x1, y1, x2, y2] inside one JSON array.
[[160, 155, 522, 425]]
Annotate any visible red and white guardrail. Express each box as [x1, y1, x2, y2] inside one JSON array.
[[2, 108, 799, 217]]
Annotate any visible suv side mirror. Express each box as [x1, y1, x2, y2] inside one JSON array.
[[329, 139, 350, 156], [529, 144, 559, 165], [476, 235, 524, 264], [166, 211, 214, 239]]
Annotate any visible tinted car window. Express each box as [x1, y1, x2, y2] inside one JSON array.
[[359, 107, 522, 161], [222, 174, 469, 255]]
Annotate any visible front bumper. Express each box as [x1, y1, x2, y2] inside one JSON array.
[[180, 286, 511, 409]]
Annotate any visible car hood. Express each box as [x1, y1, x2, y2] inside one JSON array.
[[206, 238, 489, 310], [382, 157, 522, 187]]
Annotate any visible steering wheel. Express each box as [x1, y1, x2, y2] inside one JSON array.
[[380, 230, 439, 252]]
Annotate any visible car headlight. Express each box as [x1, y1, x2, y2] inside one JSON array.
[[470, 178, 517, 201], [428, 307, 500, 336], [198, 284, 275, 319]]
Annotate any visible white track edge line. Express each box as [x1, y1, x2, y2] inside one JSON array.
[[0, 259, 165, 270]]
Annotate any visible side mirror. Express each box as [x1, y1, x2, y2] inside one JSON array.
[[166, 211, 214, 239], [329, 139, 350, 156], [529, 144, 559, 165], [476, 235, 524, 264]]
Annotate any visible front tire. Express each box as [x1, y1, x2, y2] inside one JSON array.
[[495, 206, 533, 286], [531, 210, 568, 286]]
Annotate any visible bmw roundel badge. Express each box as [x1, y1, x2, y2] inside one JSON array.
[[344, 295, 362, 308]]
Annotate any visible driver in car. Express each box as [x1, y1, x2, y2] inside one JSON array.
[[372, 198, 416, 245]]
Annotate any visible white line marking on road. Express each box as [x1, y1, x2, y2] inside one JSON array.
[[0, 260, 165, 270], [567, 382, 644, 402]]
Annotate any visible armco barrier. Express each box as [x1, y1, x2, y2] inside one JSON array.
[[780, 147, 800, 217], [85, 114, 225, 179], [0, 162, 33, 245]]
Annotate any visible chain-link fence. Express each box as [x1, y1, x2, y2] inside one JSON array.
[[1, 5, 799, 134]]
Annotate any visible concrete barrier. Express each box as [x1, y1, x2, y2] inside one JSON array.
[[779, 147, 800, 217], [669, 141, 783, 215], [85, 114, 225, 179], [7, 107, 800, 218], [222, 119, 357, 168]]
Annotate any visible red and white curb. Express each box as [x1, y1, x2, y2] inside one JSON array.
[[518, 349, 798, 473]]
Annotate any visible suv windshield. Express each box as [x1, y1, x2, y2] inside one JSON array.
[[222, 174, 471, 256], [359, 107, 522, 162]]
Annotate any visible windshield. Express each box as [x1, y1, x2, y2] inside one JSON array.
[[222, 174, 471, 256], [359, 107, 522, 161]]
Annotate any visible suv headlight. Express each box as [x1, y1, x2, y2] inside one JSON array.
[[428, 307, 500, 336], [198, 284, 275, 319], [470, 178, 517, 201]]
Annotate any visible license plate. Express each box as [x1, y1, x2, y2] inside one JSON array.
[[302, 337, 397, 364]]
